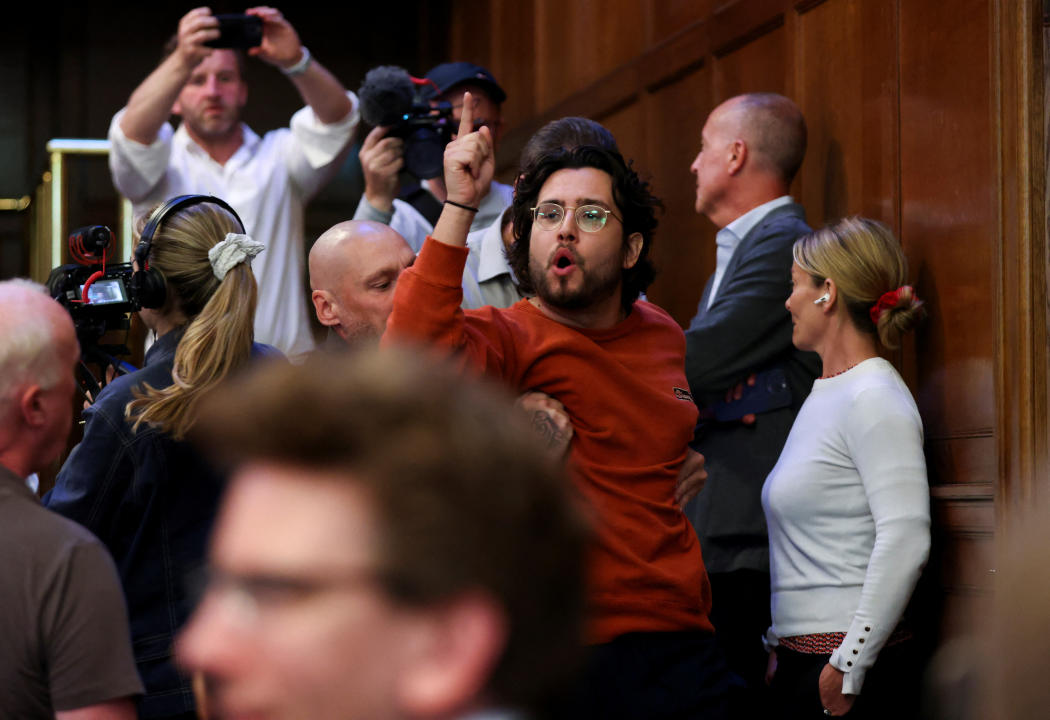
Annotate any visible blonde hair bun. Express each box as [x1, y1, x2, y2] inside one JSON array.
[[875, 284, 924, 349], [793, 216, 924, 349]]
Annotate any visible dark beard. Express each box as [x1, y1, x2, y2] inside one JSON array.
[[527, 252, 622, 311]]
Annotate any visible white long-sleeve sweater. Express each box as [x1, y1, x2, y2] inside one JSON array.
[[761, 357, 930, 695]]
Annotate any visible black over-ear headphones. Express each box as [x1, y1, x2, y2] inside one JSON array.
[[130, 194, 245, 309]]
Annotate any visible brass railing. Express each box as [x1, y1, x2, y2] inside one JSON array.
[[0, 196, 31, 211], [30, 139, 133, 282]]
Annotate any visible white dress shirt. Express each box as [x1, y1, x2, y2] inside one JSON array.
[[462, 213, 521, 309], [108, 94, 360, 359], [707, 195, 794, 308]]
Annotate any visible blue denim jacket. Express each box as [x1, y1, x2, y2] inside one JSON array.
[[45, 329, 280, 718]]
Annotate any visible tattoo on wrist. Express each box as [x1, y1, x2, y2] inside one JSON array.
[[531, 411, 565, 449]]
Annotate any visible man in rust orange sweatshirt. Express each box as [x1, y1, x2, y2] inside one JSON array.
[[384, 102, 734, 719]]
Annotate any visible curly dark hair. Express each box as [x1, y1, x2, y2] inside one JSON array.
[[509, 145, 661, 314], [518, 117, 619, 176]]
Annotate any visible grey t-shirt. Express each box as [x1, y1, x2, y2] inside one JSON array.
[[0, 465, 142, 717]]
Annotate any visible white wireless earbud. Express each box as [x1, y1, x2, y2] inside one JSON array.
[[814, 292, 831, 305]]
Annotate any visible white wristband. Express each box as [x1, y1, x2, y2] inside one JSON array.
[[281, 46, 312, 77]]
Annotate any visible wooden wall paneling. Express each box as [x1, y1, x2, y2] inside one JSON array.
[[636, 19, 709, 86], [930, 520, 996, 637], [450, 0, 493, 69], [995, 0, 1048, 510], [495, 61, 642, 180], [641, 61, 716, 326], [926, 480, 997, 633], [796, 0, 859, 226], [647, 0, 715, 49], [532, 0, 570, 112], [855, 0, 903, 226], [711, 25, 788, 101], [711, 0, 790, 56], [1045, 12, 1050, 499], [926, 435, 998, 485], [795, 0, 899, 228], [594, 102, 647, 178], [935, 527, 996, 594], [488, 0, 537, 131], [899, 0, 999, 631], [899, 0, 997, 476], [533, 0, 647, 112], [579, 0, 647, 92]]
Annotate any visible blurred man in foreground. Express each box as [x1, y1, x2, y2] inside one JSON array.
[[178, 349, 588, 720]]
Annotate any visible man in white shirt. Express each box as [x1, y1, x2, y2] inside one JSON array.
[[682, 93, 821, 715], [108, 6, 358, 358]]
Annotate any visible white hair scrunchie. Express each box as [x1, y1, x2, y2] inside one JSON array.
[[208, 233, 265, 281]]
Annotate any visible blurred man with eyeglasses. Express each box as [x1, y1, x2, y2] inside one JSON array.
[[176, 349, 587, 720], [382, 105, 732, 719]]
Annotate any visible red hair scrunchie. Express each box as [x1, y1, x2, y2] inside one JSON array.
[[870, 285, 914, 324]]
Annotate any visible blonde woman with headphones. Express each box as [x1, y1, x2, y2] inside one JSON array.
[[46, 195, 280, 719]]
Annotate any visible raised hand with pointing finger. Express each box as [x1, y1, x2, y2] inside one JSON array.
[[441, 92, 495, 214]]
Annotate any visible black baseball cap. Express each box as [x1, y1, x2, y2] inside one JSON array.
[[424, 62, 507, 104]]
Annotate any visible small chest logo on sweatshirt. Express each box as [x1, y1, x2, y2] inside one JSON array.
[[673, 387, 694, 403]]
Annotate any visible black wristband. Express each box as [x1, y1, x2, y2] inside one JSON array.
[[444, 199, 480, 213]]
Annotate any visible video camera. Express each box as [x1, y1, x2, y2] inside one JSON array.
[[358, 66, 454, 180], [46, 225, 139, 397]]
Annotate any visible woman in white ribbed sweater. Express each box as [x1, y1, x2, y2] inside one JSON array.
[[761, 217, 930, 719]]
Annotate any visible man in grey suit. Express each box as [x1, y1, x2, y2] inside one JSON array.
[[683, 93, 821, 714]]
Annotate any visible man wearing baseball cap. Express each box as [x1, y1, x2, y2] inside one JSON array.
[[353, 61, 515, 305]]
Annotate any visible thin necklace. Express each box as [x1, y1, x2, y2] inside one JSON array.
[[820, 362, 861, 379]]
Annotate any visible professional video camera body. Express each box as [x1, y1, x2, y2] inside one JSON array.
[[358, 65, 454, 180], [47, 225, 139, 397]]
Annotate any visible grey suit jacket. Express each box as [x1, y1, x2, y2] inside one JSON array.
[[683, 202, 821, 574]]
